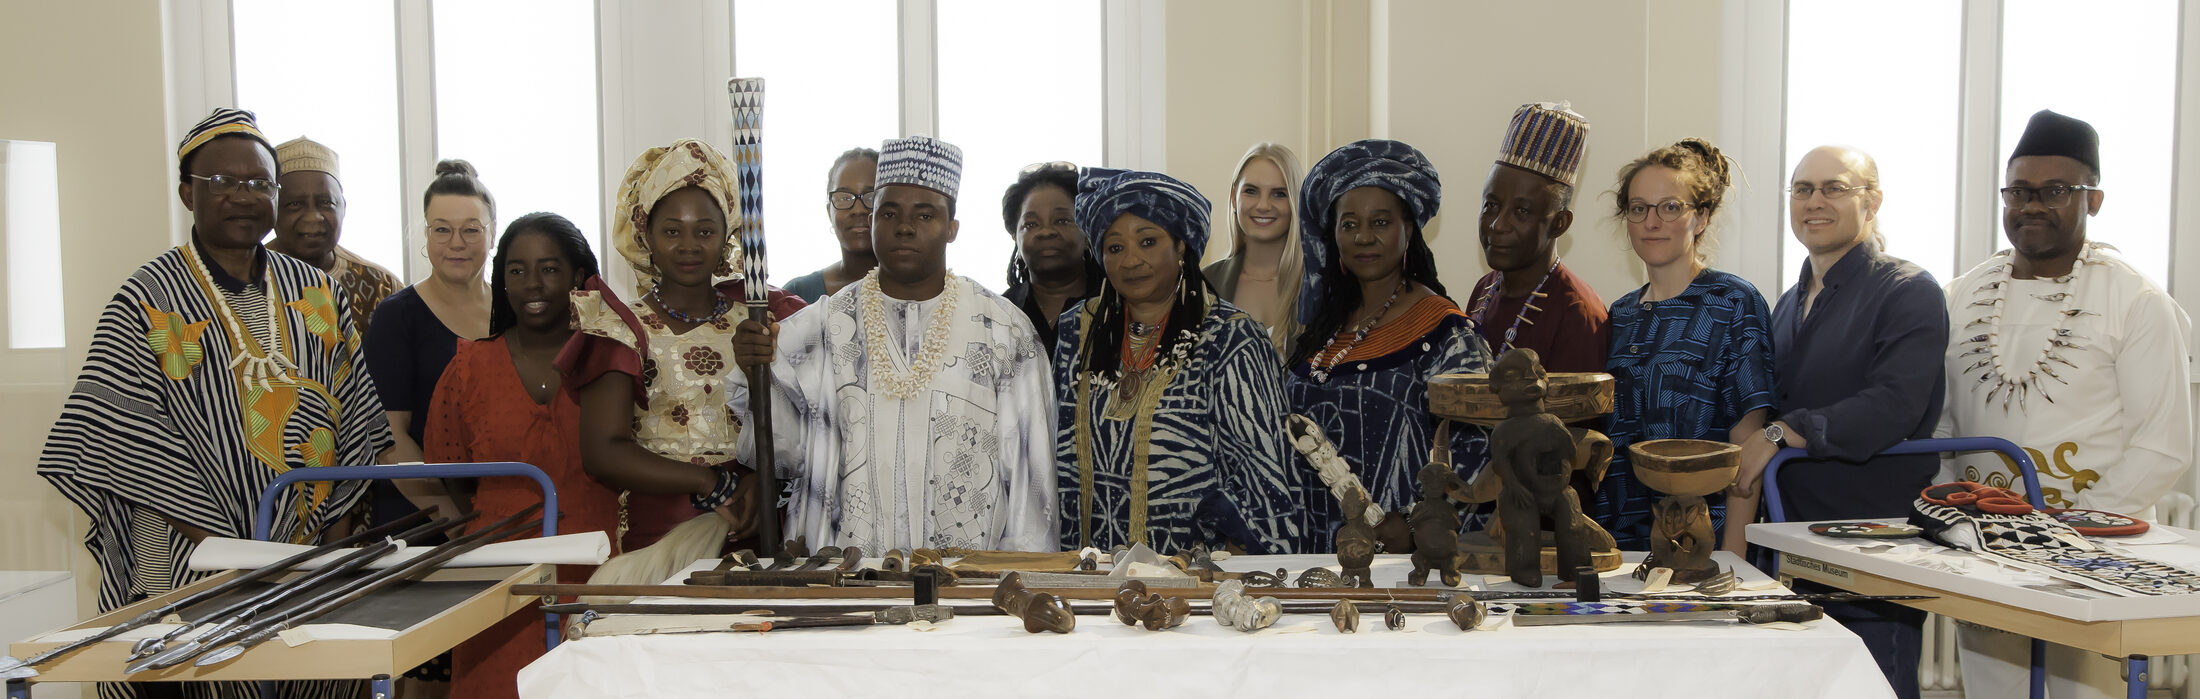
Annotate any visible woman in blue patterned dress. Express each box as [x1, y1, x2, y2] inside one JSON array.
[[1056, 167, 1301, 554], [1596, 138, 1776, 554], [1285, 139, 1493, 551]]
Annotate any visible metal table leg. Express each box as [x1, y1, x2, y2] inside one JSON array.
[[2031, 638, 2046, 699], [372, 673, 394, 699], [2127, 655, 2150, 699], [5, 678, 27, 699]]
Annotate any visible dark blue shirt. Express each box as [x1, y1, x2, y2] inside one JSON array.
[[1770, 243, 1948, 522], [1597, 269, 1776, 548]]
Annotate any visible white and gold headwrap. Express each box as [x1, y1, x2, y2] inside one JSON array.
[[611, 138, 743, 295]]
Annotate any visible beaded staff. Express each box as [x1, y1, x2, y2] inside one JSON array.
[[728, 77, 781, 557]]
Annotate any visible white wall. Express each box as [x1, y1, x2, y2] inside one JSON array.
[[0, 0, 176, 623]]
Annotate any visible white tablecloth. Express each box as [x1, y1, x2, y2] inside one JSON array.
[[518, 552, 1892, 699]]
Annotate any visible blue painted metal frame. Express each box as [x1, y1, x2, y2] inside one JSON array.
[[1756, 436, 2081, 699], [253, 462, 563, 655]]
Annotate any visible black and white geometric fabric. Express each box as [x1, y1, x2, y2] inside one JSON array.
[[1910, 482, 2200, 596]]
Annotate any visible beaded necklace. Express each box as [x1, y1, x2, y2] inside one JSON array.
[[1957, 244, 2101, 411], [1308, 279, 1407, 384], [648, 282, 731, 324], [183, 243, 297, 390], [858, 269, 960, 400], [1468, 257, 1559, 353]]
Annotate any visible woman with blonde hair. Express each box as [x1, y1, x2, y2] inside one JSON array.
[[1202, 142, 1306, 357]]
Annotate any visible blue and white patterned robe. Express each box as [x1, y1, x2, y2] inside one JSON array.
[[1055, 299, 1302, 553], [1286, 302, 1491, 551]]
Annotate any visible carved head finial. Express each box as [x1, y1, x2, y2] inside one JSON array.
[[1492, 348, 1547, 410]]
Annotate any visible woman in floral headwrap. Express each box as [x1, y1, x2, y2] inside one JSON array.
[[556, 139, 804, 577], [1056, 167, 1301, 554]]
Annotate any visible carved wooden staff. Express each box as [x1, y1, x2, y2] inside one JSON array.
[[728, 77, 781, 558]]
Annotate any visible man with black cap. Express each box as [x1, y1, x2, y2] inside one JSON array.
[[1938, 109, 2193, 699]]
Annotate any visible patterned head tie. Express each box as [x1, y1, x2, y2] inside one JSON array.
[[2009, 109, 2100, 175], [178, 107, 271, 164], [876, 135, 964, 201], [1295, 139, 1442, 323], [274, 136, 339, 179], [611, 138, 743, 294], [1497, 101, 1590, 187], [1073, 166, 1213, 259]]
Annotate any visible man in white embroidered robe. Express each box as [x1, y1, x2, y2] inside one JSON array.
[[732, 136, 1058, 552], [1938, 109, 2194, 699]]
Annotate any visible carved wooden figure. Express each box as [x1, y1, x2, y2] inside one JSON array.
[[1334, 490, 1378, 587], [1488, 349, 1604, 587], [1406, 459, 1469, 587], [1629, 439, 1740, 584]]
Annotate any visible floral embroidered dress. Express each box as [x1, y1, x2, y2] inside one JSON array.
[[558, 277, 803, 551]]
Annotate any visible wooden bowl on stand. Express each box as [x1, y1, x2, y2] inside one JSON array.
[[1427, 372, 1615, 427], [1628, 439, 1741, 497]]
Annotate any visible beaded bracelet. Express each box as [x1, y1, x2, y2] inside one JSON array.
[[691, 464, 739, 511]]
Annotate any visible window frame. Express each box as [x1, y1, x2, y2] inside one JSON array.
[[1729, 0, 2196, 374]]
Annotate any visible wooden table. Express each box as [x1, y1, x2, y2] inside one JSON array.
[[1749, 521, 2200, 699]]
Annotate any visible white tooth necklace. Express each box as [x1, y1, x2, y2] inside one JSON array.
[[184, 242, 298, 391]]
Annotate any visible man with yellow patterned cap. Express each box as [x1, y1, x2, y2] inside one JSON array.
[[38, 108, 393, 699], [269, 136, 402, 339], [1468, 102, 1609, 374]]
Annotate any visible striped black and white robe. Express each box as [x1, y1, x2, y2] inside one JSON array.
[[40, 243, 393, 699]]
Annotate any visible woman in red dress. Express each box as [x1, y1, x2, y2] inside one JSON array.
[[425, 212, 614, 699]]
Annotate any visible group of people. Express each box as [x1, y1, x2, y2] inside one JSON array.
[[38, 101, 2190, 699]]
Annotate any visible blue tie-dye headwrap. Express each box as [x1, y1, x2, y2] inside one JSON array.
[[1294, 139, 1442, 324], [1074, 167, 1213, 259]]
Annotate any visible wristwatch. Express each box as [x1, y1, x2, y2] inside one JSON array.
[[1762, 423, 1786, 446]]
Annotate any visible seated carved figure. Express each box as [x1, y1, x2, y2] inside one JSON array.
[[1406, 460, 1470, 586], [1486, 349, 1612, 586]]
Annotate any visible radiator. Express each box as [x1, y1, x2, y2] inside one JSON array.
[[1919, 491, 2196, 697]]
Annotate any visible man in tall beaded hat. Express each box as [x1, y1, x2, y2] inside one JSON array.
[[268, 136, 402, 339], [730, 135, 1058, 552], [1938, 109, 2193, 699], [1467, 102, 1609, 374], [38, 109, 391, 699]]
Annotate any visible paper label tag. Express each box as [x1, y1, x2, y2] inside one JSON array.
[[278, 627, 315, 647], [1781, 553, 1854, 583], [160, 613, 185, 624], [1640, 567, 1674, 592]]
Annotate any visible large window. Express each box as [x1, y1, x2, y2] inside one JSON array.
[[432, 0, 601, 254], [1782, 0, 1962, 291], [1781, 0, 2181, 291], [735, 0, 1106, 292], [232, 0, 405, 274], [2000, 0, 2178, 286], [732, 0, 900, 286], [937, 0, 1105, 290]]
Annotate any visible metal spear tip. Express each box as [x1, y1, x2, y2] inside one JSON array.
[[125, 637, 163, 661], [126, 641, 199, 674], [192, 644, 245, 668]]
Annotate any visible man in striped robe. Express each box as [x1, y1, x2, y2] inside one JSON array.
[[38, 108, 393, 699]]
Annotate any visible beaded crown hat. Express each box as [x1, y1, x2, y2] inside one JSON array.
[[1496, 101, 1590, 187], [877, 136, 964, 200]]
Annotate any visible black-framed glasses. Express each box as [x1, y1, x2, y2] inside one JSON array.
[[188, 174, 281, 199], [1999, 184, 2100, 209], [828, 188, 877, 211], [1786, 182, 1872, 200], [1624, 198, 1698, 223]]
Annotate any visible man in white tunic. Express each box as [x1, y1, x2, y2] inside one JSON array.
[[734, 136, 1058, 552], [1939, 109, 2194, 699]]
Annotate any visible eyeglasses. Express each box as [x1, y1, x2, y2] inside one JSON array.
[[1999, 184, 2100, 209], [1019, 160, 1077, 175], [428, 225, 487, 243], [188, 174, 281, 199], [1624, 199, 1698, 223], [1786, 182, 1871, 200], [828, 189, 877, 211]]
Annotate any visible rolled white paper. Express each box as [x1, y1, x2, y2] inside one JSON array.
[[187, 531, 611, 572]]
